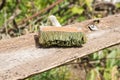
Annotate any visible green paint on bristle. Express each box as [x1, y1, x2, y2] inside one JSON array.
[[39, 31, 87, 47]]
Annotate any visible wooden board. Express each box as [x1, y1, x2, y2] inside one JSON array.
[[0, 14, 120, 80]]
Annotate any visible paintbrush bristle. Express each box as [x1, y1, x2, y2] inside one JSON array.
[[39, 31, 86, 47]]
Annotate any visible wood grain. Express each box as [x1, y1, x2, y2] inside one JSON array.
[[0, 14, 120, 80]]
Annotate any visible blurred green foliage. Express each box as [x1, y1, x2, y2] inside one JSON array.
[[0, 0, 120, 80], [26, 66, 71, 80], [0, 0, 93, 27], [87, 48, 120, 80]]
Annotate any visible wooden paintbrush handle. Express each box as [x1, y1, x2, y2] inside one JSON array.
[[40, 26, 83, 32]]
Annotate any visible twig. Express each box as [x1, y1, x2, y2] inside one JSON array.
[[18, 0, 64, 25], [64, 57, 120, 66]]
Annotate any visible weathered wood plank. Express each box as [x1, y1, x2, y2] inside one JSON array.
[[0, 14, 120, 80]]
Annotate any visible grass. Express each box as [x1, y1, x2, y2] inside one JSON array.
[[26, 66, 71, 80]]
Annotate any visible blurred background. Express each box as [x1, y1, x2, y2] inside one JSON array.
[[0, 0, 120, 80]]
